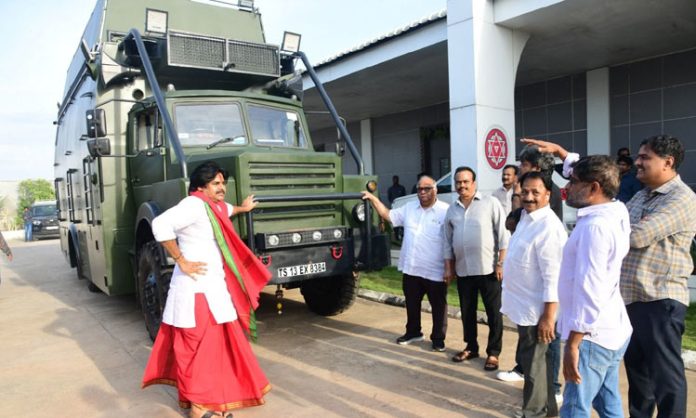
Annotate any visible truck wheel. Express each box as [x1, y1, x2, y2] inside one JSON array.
[[69, 235, 85, 280], [300, 272, 360, 316], [87, 281, 101, 293], [137, 242, 172, 341]]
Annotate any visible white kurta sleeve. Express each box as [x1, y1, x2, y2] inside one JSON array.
[[152, 197, 201, 242]]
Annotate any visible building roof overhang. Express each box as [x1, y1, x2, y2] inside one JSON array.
[[303, 0, 696, 130]]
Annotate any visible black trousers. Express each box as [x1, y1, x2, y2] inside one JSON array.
[[402, 274, 448, 342], [624, 299, 687, 418], [518, 325, 558, 418], [456, 273, 502, 356]]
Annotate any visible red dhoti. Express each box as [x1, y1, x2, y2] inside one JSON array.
[[142, 294, 270, 411]]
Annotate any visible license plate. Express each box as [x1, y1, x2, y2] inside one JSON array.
[[277, 262, 327, 278], [46, 226, 58, 230]]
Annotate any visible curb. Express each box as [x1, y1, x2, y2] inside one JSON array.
[[357, 288, 696, 372]]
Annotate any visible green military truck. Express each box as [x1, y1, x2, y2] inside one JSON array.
[[54, 0, 389, 339]]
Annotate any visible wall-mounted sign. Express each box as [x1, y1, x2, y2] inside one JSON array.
[[484, 127, 508, 170]]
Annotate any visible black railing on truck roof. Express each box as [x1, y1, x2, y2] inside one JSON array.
[[123, 32, 366, 181], [295, 51, 365, 176], [124, 29, 188, 178]]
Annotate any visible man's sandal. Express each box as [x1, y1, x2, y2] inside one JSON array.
[[201, 411, 222, 418], [451, 350, 479, 363], [484, 356, 499, 371]]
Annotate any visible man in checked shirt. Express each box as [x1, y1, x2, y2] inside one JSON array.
[[525, 135, 696, 418], [620, 135, 696, 418]]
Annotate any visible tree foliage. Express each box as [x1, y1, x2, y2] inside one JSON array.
[[16, 179, 55, 224]]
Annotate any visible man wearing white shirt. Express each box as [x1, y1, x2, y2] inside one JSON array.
[[501, 171, 567, 418], [491, 164, 518, 216], [523, 139, 633, 418], [363, 175, 450, 351]]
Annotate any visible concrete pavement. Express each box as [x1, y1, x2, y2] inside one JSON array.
[[1, 239, 695, 417]]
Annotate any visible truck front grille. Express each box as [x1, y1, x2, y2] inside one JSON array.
[[248, 162, 337, 192], [244, 160, 341, 230]]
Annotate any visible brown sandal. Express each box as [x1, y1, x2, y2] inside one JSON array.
[[452, 350, 479, 362], [484, 356, 499, 371]]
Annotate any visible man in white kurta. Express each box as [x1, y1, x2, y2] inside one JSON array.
[[153, 195, 238, 328]]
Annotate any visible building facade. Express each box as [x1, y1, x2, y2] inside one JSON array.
[[303, 0, 696, 201]]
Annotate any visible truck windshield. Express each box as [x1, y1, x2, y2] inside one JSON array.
[[175, 103, 247, 147], [248, 104, 307, 148], [32, 204, 56, 217]]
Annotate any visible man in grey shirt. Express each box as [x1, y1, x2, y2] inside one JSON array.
[[444, 166, 509, 371]]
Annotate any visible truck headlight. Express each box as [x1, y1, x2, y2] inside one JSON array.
[[291, 233, 302, 243], [333, 229, 343, 239], [353, 203, 366, 223], [312, 231, 322, 241], [268, 235, 279, 246], [32, 220, 42, 226]]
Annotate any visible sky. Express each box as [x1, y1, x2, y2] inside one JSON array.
[[0, 0, 445, 182]]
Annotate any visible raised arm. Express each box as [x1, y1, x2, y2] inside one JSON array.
[[0, 231, 12, 262], [361, 191, 391, 222], [521, 138, 569, 161]]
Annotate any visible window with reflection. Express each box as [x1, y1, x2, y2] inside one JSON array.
[[248, 104, 307, 148], [174, 103, 246, 147]]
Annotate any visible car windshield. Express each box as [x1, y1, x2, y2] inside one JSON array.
[[32, 204, 56, 217], [248, 104, 307, 148], [175, 103, 247, 147]]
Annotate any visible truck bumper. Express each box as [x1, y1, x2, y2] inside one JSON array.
[[261, 233, 390, 285]]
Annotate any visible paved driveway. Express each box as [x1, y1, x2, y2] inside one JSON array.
[[1, 239, 694, 417]]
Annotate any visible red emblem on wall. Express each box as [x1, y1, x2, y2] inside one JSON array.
[[485, 128, 508, 170]]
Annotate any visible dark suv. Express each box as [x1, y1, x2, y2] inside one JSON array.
[[30, 201, 59, 240]]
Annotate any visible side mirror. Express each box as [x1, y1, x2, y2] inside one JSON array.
[[86, 109, 107, 138], [87, 138, 111, 157]]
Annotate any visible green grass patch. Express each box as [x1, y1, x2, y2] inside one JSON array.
[[360, 266, 483, 310], [684, 304, 696, 351], [361, 267, 696, 352]]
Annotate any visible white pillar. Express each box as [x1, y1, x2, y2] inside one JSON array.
[[447, 0, 528, 192], [586, 67, 611, 155], [360, 118, 374, 175]]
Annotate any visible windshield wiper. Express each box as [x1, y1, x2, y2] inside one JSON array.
[[206, 135, 245, 150]]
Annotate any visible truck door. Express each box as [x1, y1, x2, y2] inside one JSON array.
[[128, 109, 165, 191]]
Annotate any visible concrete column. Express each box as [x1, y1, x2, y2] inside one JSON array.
[[447, 0, 528, 192], [360, 118, 374, 174], [586, 67, 611, 155]]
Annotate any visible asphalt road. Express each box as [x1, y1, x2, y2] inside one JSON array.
[[1, 239, 694, 417]]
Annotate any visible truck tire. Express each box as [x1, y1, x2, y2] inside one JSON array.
[[87, 281, 101, 293], [137, 241, 172, 341], [69, 235, 84, 280], [300, 272, 360, 316]]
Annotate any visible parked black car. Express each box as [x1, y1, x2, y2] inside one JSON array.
[[30, 201, 59, 240]]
